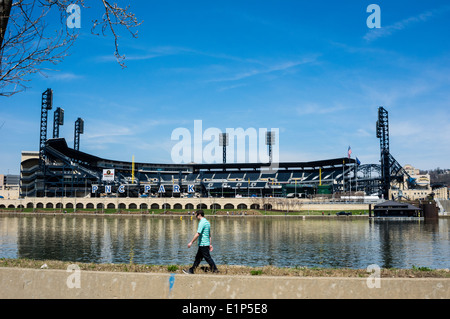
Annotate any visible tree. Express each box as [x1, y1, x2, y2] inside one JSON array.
[[0, 0, 141, 97]]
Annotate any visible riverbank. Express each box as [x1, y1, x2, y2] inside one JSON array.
[[1, 258, 449, 278], [0, 207, 370, 216], [2, 210, 449, 219]]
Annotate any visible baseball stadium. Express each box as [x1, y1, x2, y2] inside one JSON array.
[[11, 89, 424, 212]]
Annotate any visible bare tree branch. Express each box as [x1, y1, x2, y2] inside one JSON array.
[[0, 0, 141, 97], [92, 0, 142, 68]]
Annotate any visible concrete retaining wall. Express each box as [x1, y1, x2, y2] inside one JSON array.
[[0, 268, 448, 299], [0, 197, 370, 211]]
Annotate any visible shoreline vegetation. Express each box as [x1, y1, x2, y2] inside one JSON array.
[[0, 208, 370, 216], [1, 209, 448, 218], [0, 258, 449, 278]]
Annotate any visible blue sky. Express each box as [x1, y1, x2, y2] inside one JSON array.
[[1, 0, 450, 175]]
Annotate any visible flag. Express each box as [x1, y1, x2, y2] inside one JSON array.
[[347, 146, 352, 159], [356, 157, 361, 165]]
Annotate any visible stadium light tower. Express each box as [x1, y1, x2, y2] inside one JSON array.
[[376, 106, 390, 199], [376, 106, 412, 199], [265, 131, 275, 163], [53, 107, 64, 138], [219, 132, 229, 164], [74, 118, 84, 151], [39, 88, 53, 164]]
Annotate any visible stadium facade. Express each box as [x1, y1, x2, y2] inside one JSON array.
[[21, 137, 363, 199], [19, 88, 412, 203]]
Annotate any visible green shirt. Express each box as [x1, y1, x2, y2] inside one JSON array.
[[197, 218, 211, 246]]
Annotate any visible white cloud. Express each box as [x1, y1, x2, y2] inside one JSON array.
[[356, 128, 371, 137], [296, 103, 346, 116], [208, 56, 319, 83], [40, 72, 83, 81], [94, 46, 192, 63]]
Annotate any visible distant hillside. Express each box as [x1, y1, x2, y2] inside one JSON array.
[[420, 168, 450, 186]]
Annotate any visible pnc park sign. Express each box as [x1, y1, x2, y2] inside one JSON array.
[[95, 169, 195, 194], [91, 184, 195, 195]]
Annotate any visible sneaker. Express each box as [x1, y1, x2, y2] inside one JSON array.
[[182, 269, 194, 274]]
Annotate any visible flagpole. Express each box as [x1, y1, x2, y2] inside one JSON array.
[[355, 157, 361, 193], [349, 160, 352, 197], [347, 146, 352, 197], [348, 161, 351, 197]]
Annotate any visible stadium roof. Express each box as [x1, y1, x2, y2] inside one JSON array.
[[46, 138, 356, 171]]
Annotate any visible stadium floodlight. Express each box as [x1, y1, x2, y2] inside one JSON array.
[[39, 88, 53, 164], [219, 133, 229, 164], [53, 107, 64, 138], [74, 118, 84, 151], [377, 106, 391, 200], [376, 120, 381, 138], [265, 131, 275, 146], [265, 131, 275, 163], [42, 88, 53, 110], [78, 118, 84, 134], [56, 108, 64, 125], [219, 132, 229, 146], [38, 88, 54, 197]]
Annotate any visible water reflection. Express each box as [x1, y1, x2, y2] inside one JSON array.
[[0, 215, 448, 269]]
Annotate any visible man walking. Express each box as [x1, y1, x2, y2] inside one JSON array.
[[183, 211, 218, 274]]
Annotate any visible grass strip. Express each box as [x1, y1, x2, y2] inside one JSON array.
[[1, 258, 449, 278]]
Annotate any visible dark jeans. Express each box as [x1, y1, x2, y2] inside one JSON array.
[[190, 246, 217, 272]]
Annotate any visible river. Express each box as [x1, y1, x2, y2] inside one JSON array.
[[0, 214, 448, 269]]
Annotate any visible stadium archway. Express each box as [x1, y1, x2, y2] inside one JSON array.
[[263, 204, 272, 210], [174, 203, 183, 209], [224, 203, 234, 209], [237, 203, 247, 209], [66, 203, 73, 209], [56, 203, 63, 209], [197, 203, 207, 210], [107, 203, 115, 209], [151, 203, 159, 209], [76, 203, 83, 209], [118, 203, 126, 209], [250, 204, 260, 209], [162, 203, 171, 210], [27, 203, 33, 209], [185, 203, 194, 210], [140, 203, 148, 210], [46, 203, 53, 208], [129, 203, 137, 209], [97, 203, 104, 209], [86, 203, 94, 209], [211, 203, 221, 210]]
